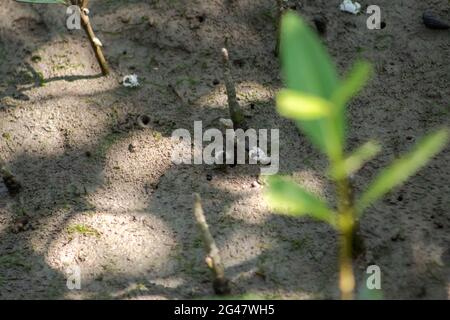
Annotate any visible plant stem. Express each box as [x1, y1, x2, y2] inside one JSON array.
[[193, 193, 231, 295], [73, 0, 109, 75], [221, 47, 244, 128], [275, 0, 284, 56], [336, 177, 355, 300]]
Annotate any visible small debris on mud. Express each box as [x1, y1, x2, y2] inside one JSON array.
[[313, 15, 327, 35], [251, 181, 261, 188], [128, 143, 136, 153], [1, 168, 22, 197], [422, 11, 449, 30], [11, 216, 30, 234]]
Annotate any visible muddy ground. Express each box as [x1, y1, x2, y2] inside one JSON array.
[[0, 0, 449, 299]]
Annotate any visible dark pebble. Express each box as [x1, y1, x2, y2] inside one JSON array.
[[423, 11, 449, 30]]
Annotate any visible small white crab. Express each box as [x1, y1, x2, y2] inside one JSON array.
[[339, 0, 361, 15], [249, 146, 271, 164], [122, 74, 140, 88], [219, 118, 234, 129]]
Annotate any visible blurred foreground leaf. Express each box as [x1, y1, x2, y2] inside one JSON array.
[[331, 141, 381, 179], [280, 12, 342, 158], [266, 176, 336, 226], [357, 128, 449, 213], [276, 89, 332, 120]]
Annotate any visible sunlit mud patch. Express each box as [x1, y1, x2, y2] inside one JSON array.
[[87, 130, 174, 212], [46, 212, 177, 290], [292, 170, 327, 199], [196, 81, 275, 110]]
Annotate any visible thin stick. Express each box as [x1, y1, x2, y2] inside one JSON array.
[[72, 0, 109, 75], [275, 0, 284, 56], [193, 193, 231, 295], [221, 48, 244, 128]]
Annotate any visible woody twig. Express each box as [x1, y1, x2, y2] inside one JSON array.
[[193, 193, 231, 295], [72, 0, 109, 75], [221, 47, 244, 129]]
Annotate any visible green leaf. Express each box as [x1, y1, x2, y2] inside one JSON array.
[[15, 0, 67, 4], [280, 12, 338, 98], [332, 61, 372, 110], [276, 89, 332, 120], [331, 141, 381, 179], [279, 12, 342, 159], [265, 176, 336, 227], [357, 128, 449, 213]]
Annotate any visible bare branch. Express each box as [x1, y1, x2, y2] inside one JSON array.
[[221, 47, 244, 128], [193, 193, 231, 295]]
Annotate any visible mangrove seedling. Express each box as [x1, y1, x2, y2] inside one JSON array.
[[193, 193, 231, 295], [222, 47, 245, 129], [265, 12, 449, 300], [15, 0, 109, 75]]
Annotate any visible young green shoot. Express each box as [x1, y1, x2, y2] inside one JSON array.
[[265, 12, 449, 300]]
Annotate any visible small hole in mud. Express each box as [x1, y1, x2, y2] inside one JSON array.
[[137, 115, 151, 128], [206, 174, 213, 181], [397, 195, 403, 202], [250, 103, 255, 109], [212, 79, 219, 86], [406, 136, 413, 141], [140, 115, 150, 125], [122, 50, 127, 55], [197, 15, 205, 23], [380, 22, 386, 29], [233, 59, 245, 68]]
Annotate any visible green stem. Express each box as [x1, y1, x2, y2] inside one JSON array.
[[336, 176, 355, 300]]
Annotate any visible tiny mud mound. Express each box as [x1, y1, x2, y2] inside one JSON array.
[[0, 0, 449, 299]]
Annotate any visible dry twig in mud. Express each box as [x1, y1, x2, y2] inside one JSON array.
[[275, 0, 284, 56], [72, 0, 109, 75], [221, 48, 245, 129], [193, 193, 231, 295]]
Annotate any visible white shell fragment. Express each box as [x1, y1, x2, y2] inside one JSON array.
[[249, 147, 270, 163], [122, 74, 140, 88], [340, 0, 361, 15], [92, 37, 103, 47], [219, 118, 234, 129]]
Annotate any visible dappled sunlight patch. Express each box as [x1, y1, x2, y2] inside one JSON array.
[[411, 241, 447, 272], [46, 212, 177, 285], [0, 96, 116, 161], [87, 130, 174, 212], [222, 232, 265, 271], [196, 81, 275, 111], [291, 169, 328, 200]]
